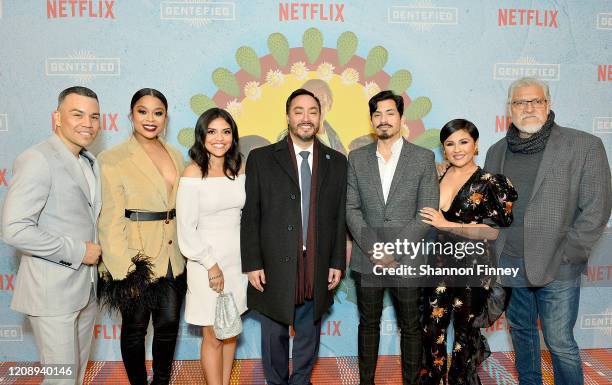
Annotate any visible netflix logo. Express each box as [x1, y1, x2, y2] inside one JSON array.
[[0, 169, 7, 188], [586, 265, 612, 282], [498, 8, 558, 28], [47, 0, 116, 19], [495, 115, 512, 133], [597, 64, 612, 81], [279, 2, 345, 22], [51, 112, 120, 132], [320, 320, 342, 336], [484, 314, 509, 334], [0, 274, 14, 290], [94, 323, 121, 339]]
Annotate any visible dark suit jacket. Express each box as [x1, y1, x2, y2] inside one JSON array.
[[241, 137, 347, 324], [485, 124, 611, 285]]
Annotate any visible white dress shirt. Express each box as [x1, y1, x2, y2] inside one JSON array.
[[293, 142, 313, 250], [376, 137, 403, 203]]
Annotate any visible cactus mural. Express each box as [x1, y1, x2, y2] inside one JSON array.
[[181, 28, 438, 156]]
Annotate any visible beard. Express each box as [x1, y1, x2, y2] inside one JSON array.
[[376, 124, 395, 140], [295, 131, 316, 141], [289, 123, 318, 142], [514, 122, 542, 135]]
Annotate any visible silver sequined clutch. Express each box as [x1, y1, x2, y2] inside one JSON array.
[[213, 292, 242, 340]]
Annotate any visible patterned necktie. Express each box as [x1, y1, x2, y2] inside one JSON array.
[[299, 151, 311, 244]]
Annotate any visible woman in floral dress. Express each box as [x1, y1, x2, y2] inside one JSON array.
[[418, 119, 517, 385]]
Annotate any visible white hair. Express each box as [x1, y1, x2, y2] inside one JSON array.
[[507, 77, 551, 104]]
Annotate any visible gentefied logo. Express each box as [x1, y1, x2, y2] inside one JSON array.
[[46, 58, 120, 76], [279, 2, 345, 22], [597, 13, 612, 30], [495, 115, 512, 133], [47, 0, 116, 19], [0, 326, 23, 341], [580, 313, 612, 330], [593, 117, 612, 135], [160, 1, 235, 22], [51, 112, 119, 132], [388, 5, 457, 25], [494, 59, 560, 81], [380, 320, 398, 336], [0, 114, 7, 132], [598, 64, 612, 81], [498, 8, 558, 28], [45, 51, 120, 83]]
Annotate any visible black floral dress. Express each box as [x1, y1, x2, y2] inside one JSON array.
[[419, 167, 517, 385]]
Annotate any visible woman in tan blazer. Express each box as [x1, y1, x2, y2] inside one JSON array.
[[98, 88, 186, 385]]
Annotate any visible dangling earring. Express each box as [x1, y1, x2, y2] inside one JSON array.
[[474, 147, 479, 156]]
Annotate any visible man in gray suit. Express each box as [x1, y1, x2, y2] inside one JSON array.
[[485, 77, 611, 385], [346, 90, 439, 385], [1, 86, 102, 384]]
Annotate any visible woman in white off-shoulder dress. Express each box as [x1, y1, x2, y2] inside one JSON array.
[[176, 108, 247, 385]]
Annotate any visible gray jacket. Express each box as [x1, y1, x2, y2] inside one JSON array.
[[485, 124, 611, 286], [1, 135, 101, 316], [346, 138, 439, 273]]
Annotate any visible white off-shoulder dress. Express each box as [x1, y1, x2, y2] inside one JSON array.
[[176, 174, 248, 326]]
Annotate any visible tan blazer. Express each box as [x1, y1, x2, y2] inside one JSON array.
[[98, 135, 185, 280]]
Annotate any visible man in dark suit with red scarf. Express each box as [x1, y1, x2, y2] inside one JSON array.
[[241, 89, 347, 385]]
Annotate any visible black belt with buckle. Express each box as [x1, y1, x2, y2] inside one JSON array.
[[125, 209, 176, 221]]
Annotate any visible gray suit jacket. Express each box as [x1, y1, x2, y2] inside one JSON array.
[[485, 124, 611, 286], [1, 134, 101, 316], [347, 138, 439, 273]]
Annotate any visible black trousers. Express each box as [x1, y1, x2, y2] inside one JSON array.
[[119, 271, 184, 385], [259, 300, 321, 385], [353, 272, 422, 385]]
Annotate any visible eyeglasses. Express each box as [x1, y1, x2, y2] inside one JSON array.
[[510, 98, 548, 109]]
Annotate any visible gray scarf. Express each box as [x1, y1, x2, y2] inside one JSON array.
[[506, 111, 555, 154]]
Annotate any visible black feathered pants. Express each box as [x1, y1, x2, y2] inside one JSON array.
[[119, 268, 184, 385]]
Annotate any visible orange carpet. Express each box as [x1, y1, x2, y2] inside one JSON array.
[[0, 349, 610, 384]]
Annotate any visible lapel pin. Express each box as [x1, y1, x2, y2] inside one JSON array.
[[325, 154, 331, 160]]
